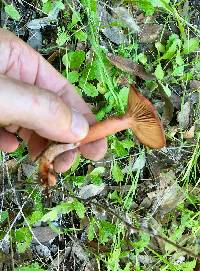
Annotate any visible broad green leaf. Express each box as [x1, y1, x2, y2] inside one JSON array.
[[183, 38, 199, 54], [75, 29, 87, 41], [112, 162, 124, 183], [55, 0, 65, 10], [68, 71, 80, 83], [67, 51, 86, 69], [155, 63, 164, 80], [0, 211, 8, 223], [42, 1, 52, 13], [15, 227, 32, 254], [137, 53, 147, 65], [5, 4, 21, 21], [73, 200, 85, 219]]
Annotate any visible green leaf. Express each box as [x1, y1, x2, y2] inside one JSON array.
[[15, 262, 45, 271], [99, 220, 116, 244], [155, 41, 165, 53], [41, 201, 73, 222], [15, 227, 32, 254], [155, 63, 164, 80], [118, 87, 129, 108], [5, 4, 21, 21], [71, 12, 81, 27], [183, 38, 199, 54], [56, 27, 69, 46], [79, 78, 98, 97], [112, 162, 124, 183], [67, 71, 80, 83], [160, 83, 172, 97], [75, 29, 87, 41], [133, 0, 155, 16], [73, 200, 85, 219], [0, 211, 8, 223], [137, 53, 147, 65], [90, 167, 105, 176], [27, 211, 43, 225], [112, 139, 128, 157], [162, 34, 181, 60], [42, 1, 52, 14], [88, 220, 95, 241], [67, 51, 86, 69]]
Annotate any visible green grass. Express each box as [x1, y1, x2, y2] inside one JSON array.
[[0, 0, 200, 270]]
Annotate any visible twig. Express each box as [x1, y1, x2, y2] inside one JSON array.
[[80, 198, 200, 260]]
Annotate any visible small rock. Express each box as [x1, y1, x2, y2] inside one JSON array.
[[35, 244, 51, 258], [32, 226, 58, 244]]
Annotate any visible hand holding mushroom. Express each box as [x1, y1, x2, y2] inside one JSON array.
[[0, 28, 107, 172]]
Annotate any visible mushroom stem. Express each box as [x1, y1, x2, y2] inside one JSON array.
[[80, 115, 131, 145]]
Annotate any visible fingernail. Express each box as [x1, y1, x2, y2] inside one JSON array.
[[71, 110, 88, 139]]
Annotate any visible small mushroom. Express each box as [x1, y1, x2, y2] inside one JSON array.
[[38, 85, 166, 187]]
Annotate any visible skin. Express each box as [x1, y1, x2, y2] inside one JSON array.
[[0, 28, 107, 172]]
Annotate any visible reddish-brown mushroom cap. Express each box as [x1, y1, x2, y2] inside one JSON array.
[[127, 85, 166, 149]]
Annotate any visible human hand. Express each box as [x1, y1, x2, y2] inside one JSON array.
[[0, 28, 107, 172]]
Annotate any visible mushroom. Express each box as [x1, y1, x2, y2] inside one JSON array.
[[38, 85, 166, 187]]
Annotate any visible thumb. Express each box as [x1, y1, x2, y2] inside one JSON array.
[[0, 74, 89, 142]]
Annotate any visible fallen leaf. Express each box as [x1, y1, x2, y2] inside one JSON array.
[[107, 53, 156, 80], [183, 125, 195, 139], [113, 7, 140, 33], [177, 101, 191, 129], [78, 184, 106, 199], [139, 24, 163, 43]]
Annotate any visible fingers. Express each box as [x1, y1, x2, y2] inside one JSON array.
[[53, 149, 78, 173], [0, 129, 19, 152], [0, 74, 88, 143]]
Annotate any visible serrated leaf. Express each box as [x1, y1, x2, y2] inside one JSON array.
[[155, 63, 164, 80], [75, 29, 87, 41], [56, 29, 69, 46], [183, 38, 199, 54], [162, 35, 181, 59], [5, 4, 21, 21], [112, 162, 124, 183], [79, 78, 98, 97]]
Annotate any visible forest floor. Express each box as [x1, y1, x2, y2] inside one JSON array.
[[0, 0, 199, 270]]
